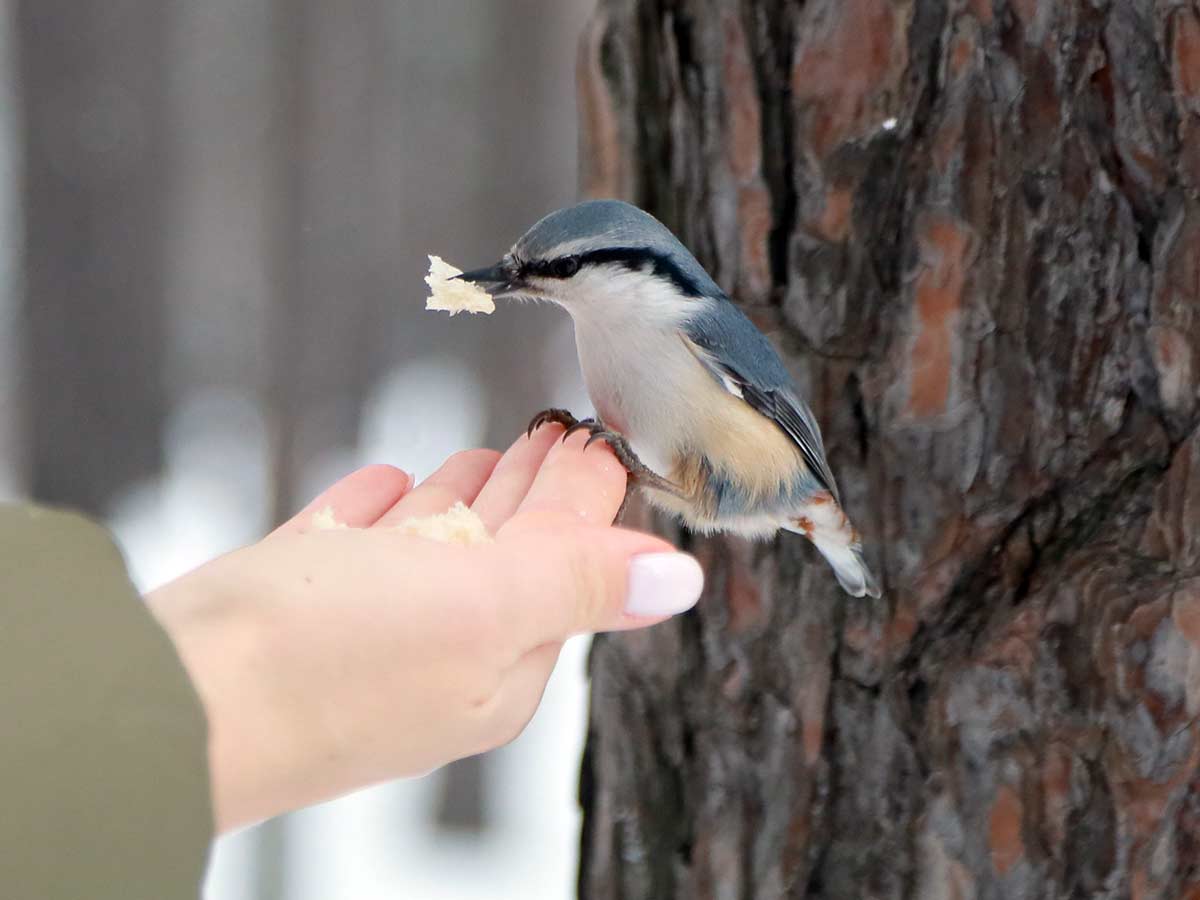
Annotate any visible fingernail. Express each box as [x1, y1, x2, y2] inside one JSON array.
[[626, 553, 704, 617]]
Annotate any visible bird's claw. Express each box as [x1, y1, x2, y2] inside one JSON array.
[[562, 418, 599, 442], [523, 408, 682, 504], [573, 422, 679, 497], [583, 430, 611, 451], [525, 408, 613, 451], [560, 418, 623, 455], [526, 408, 581, 438]]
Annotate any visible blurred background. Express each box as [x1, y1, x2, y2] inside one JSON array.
[[0, 1, 598, 897]]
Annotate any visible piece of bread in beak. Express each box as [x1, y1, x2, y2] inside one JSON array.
[[424, 255, 495, 316]]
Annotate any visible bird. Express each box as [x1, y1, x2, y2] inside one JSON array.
[[456, 199, 881, 598]]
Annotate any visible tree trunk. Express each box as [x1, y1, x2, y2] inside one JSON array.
[[577, 2, 1200, 898]]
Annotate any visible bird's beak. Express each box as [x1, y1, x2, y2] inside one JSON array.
[[455, 260, 520, 297]]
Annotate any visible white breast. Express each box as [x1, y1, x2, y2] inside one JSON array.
[[574, 322, 697, 477], [565, 272, 702, 479]]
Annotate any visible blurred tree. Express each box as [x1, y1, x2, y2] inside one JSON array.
[[0, 0, 25, 499], [16, 2, 170, 514], [576, 2, 1200, 898], [265, 0, 383, 526]]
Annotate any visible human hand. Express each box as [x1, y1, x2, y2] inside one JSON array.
[[146, 425, 703, 834]]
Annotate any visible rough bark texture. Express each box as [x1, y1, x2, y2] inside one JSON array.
[[577, 2, 1200, 898]]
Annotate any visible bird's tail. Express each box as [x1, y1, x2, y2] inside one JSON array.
[[811, 536, 882, 599], [785, 497, 882, 599]]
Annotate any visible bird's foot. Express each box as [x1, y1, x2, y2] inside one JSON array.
[[565, 419, 679, 498], [526, 408, 582, 438], [525, 409, 680, 522]]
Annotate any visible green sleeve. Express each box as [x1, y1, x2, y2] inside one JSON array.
[[0, 504, 214, 898]]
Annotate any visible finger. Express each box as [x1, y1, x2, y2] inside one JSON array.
[[272, 465, 412, 536], [470, 423, 565, 533], [374, 449, 501, 526], [502, 430, 628, 535], [488, 525, 703, 647]]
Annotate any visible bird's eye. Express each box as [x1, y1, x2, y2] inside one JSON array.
[[549, 256, 580, 279]]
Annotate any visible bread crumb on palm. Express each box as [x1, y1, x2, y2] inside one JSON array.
[[311, 501, 491, 545], [424, 255, 495, 316], [312, 506, 349, 530], [394, 501, 492, 545]]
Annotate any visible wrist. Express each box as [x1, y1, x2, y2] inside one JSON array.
[[146, 552, 294, 833]]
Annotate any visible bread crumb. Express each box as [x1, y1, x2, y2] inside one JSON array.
[[394, 501, 492, 545], [312, 506, 350, 530], [311, 501, 491, 545], [425, 255, 495, 316]]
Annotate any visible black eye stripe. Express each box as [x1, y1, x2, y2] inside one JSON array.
[[520, 247, 708, 298], [574, 247, 707, 297]]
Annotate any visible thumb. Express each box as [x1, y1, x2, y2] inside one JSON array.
[[495, 521, 704, 644]]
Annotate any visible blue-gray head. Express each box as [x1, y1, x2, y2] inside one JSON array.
[[457, 200, 723, 314]]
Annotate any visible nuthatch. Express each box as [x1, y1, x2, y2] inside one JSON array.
[[458, 200, 881, 598]]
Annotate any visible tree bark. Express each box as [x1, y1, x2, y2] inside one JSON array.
[[577, 1, 1200, 898]]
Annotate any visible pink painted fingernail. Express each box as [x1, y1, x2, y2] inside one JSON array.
[[625, 553, 704, 617]]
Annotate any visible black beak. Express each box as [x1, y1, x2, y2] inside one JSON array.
[[455, 261, 518, 296]]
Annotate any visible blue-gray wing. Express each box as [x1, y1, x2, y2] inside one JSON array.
[[683, 304, 840, 501]]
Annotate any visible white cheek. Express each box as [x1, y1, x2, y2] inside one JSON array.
[[560, 265, 692, 329]]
